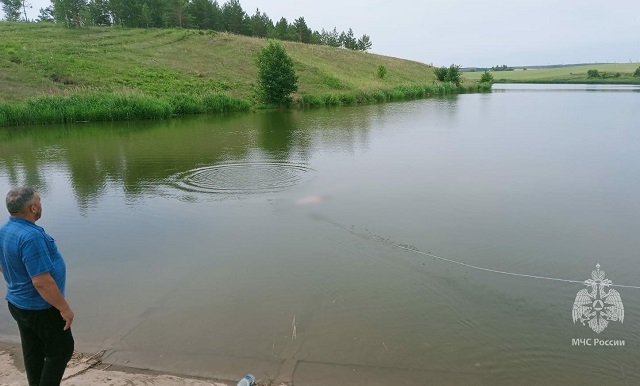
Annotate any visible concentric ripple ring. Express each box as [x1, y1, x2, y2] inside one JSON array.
[[169, 162, 315, 194]]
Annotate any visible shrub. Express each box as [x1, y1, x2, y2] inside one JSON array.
[[480, 71, 494, 83], [256, 41, 298, 106], [587, 69, 600, 79], [634, 66, 640, 78], [377, 64, 387, 79], [434, 66, 448, 81], [444, 64, 461, 86]]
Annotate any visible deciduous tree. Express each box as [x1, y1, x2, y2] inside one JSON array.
[[256, 40, 298, 106], [52, 0, 87, 27]]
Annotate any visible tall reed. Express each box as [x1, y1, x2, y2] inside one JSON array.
[[0, 93, 250, 127]]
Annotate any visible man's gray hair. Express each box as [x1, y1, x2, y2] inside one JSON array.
[[6, 187, 37, 214]]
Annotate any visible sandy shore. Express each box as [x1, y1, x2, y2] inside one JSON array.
[[0, 342, 280, 386]]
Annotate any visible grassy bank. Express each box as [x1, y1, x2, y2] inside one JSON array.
[[0, 22, 486, 126], [464, 63, 640, 84]]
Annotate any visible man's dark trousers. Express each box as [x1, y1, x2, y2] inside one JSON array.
[[8, 302, 74, 386]]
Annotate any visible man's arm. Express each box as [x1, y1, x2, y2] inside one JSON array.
[[31, 272, 74, 330]]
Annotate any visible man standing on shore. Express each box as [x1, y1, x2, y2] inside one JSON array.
[[0, 187, 74, 386]]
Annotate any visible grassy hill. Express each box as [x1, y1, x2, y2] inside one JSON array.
[[464, 63, 640, 84], [1, 22, 491, 126], [0, 22, 476, 103]]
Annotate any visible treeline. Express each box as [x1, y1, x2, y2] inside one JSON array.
[[1, 0, 373, 51], [491, 65, 514, 71]]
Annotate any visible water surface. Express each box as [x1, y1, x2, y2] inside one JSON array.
[[1, 84, 639, 385]]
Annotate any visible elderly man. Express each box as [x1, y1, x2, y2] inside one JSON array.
[[0, 187, 74, 386]]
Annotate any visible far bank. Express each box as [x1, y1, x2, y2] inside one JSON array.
[[0, 22, 489, 127]]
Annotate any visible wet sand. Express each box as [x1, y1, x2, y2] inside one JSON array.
[[0, 342, 283, 386]]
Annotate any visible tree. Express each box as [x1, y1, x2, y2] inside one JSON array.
[[19, 0, 30, 21], [164, 0, 191, 28], [293, 17, 311, 43], [36, 5, 54, 22], [52, 0, 87, 27], [342, 28, 357, 50], [256, 40, 298, 106], [249, 8, 272, 38], [309, 30, 321, 45], [634, 66, 640, 78], [272, 17, 289, 40], [140, 3, 152, 27], [86, 0, 110, 26], [444, 64, 461, 86], [189, 0, 214, 29], [356, 34, 372, 52], [222, 0, 248, 34], [1, 0, 22, 21], [323, 27, 340, 47], [480, 71, 494, 83]]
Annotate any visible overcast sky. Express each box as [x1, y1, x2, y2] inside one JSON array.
[[21, 0, 640, 67]]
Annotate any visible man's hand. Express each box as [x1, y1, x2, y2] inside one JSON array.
[[60, 308, 74, 331], [32, 272, 74, 330]]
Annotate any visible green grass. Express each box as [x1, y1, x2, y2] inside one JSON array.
[[464, 63, 640, 84], [0, 22, 487, 126], [0, 92, 250, 126]]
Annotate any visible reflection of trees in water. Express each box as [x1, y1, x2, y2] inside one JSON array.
[[0, 139, 50, 197], [0, 108, 374, 208], [257, 110, 312, 161]]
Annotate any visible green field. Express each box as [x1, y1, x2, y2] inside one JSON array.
[[464, 63, 640, 84]]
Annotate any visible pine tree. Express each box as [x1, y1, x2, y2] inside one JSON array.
[[356, 34, 372, 52], [1, 0, 22, 21]]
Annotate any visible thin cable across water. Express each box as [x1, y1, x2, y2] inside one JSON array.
[[313, 213, 640, 290]]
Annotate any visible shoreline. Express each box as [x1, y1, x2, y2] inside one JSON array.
[[0, 83, 490, 128], [0, 341, 280, 386]]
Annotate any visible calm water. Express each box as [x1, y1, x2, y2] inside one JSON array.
[[1, 84, 640, 385]]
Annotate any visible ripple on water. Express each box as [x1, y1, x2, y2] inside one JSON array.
[[168, 162, 315, 194]]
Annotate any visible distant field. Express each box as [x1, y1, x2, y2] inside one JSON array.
[[464, 63, 640, 84]]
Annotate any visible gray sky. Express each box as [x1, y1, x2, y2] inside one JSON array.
[[22, 0, 640, 67]]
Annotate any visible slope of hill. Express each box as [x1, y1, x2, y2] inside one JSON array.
[[0, 22, 477, 102], [1, 22, 491, 126]]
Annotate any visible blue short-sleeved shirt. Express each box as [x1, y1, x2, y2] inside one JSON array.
[[0, 217, 66, 310]]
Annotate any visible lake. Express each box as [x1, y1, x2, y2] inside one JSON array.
[[1, 84, 639, 385]]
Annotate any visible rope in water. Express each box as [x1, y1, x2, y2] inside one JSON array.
[[313, 213, 640, 290]]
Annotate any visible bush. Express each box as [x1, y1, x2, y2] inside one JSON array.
[[587, 69, 600, 79], [377, 65, 387, 79], [444, 64, 461, 86], [480, 71, 494, 83], [634, 66, 640, 78], [256, 41, 298, 106], [434, 66, 448, 82], [433, 65, 461, 86]]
